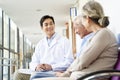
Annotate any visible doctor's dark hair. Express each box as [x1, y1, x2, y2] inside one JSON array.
[[40, 15, 55, 28]]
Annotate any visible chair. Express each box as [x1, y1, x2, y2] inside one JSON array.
[[116, 33, 120, 47], [111, 48, 120, 80], [77, 70, 120, 80]]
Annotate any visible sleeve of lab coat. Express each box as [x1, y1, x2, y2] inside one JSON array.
[[29, 43, 41, 71]]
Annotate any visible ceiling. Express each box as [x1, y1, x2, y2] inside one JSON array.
[[0, 0, 77, 45]]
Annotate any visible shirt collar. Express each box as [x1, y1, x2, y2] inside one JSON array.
[[83, 32, 94, 40], [47, 32, 56, 40]]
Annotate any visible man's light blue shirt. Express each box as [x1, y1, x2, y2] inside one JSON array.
[[76, 33, 94, 58], [47, 33, 56, 46]]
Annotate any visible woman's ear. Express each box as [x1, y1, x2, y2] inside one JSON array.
[[86, 16, 90, 23]]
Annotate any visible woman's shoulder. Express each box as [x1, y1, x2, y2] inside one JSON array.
[[99, 28, 113, 35], [97, 28, 116, 40]]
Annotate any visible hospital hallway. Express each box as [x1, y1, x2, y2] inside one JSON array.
[[0, 0, 120, 80]]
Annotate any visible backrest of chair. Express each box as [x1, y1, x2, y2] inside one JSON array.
[[111, 48, 120, 80], [114, 49, 120, 69], [116, 33, 120, 47]]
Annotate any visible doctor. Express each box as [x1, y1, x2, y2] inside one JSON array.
[[29, 15, 74, 80]]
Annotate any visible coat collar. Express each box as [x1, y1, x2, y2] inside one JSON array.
[[44, 33, 61, 48]]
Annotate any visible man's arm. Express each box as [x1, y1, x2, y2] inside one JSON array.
[[29, 43, 41, 71]]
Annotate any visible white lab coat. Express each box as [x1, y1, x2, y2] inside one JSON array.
[[29, 33, 74, 71]]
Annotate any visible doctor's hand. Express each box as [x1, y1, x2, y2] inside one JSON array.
[[43, 64, 52, 71], [35, 64, 52, 71], [35, 64, 46, 71]]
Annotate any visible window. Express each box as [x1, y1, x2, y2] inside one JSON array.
[[19, 30, 23, 68], [3, 50, 9, 80], [3, 13, 9, 48], [0, 49, 3, 80], [10, 20, 17, 52], [0, 8, 2, 45], [10, 52, 14, 75]]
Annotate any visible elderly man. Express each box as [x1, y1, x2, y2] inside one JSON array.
[[73, 15, 93, 58]]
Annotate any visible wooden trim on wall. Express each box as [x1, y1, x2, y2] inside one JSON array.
[[65, 20, 76, 55], [71, 22, 76, 54], [65, 22, 69, 39]]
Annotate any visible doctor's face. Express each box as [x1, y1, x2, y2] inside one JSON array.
[[42, 18, 55, 38]]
